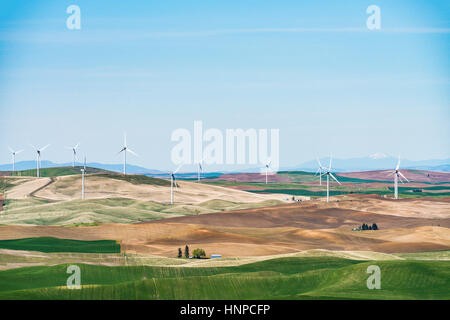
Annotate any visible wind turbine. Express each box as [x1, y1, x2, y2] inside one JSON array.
[[170, 163, 183, 204], [315, 158, 326, 186], [197, 157, 205, 182], [117, 133, 138, 175], [81, 157, 86, 200], [30, 144, 50, 177], [387, 156, 409, 199], [320, 155, 341, 202], [263, 159, 271, 184], [65, 143, 80, 167], [8, 147, 23, 173]]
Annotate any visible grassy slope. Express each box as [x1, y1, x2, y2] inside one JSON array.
[[9, 167, 110, 178], [94, 174, 171, 186], [0, 178, 14, 191], [0, 237, 120, 253], [0, 197, 284, 226], [0, 257, 448, 299]]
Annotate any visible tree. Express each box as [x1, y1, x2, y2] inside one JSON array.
[[372, 223, 378, 230], [192, 248, 206, 259], [177, 248, 182, 258], [185, 245, 189, 258]]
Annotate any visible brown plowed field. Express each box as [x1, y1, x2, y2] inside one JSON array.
[[1, 195, 448, 257]]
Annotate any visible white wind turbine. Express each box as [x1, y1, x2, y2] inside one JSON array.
[[65, 143, 80, 167], [315, 158, 326, 186], [197, 156, 206, 182], [263, 159, 272, 184], [117, 133, 138, 175], [8, 147, 23, 173], [169, 163, 183, 204], [30, 144, 50, 177], [81, 157, 86, 200], [320, 155, 341, 202], [387, 156, 409, 199]]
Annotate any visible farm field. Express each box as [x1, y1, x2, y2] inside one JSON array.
[[0, 169, 291, 225], [202, 170, 450, 199], [0, 237, 120, 253], [0, 168, 449, 300], [0, 256, 448, 299]]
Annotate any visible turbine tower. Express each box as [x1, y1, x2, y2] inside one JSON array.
[[320, 155, 341, 202], [170, 163, 183, 204], [387, 156, 409, 199], [31, 144, 50, 178], [197, 158, 204, 182], [117, 133, 138, 175], [315, 158, 325, 186], [264, 159, 271, 184], [81, 157, 86, 200], [8, 147, 23, 173], [65, 143, 80, 167]]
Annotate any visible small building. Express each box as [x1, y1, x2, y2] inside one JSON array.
[[210, 254, 222, 259]]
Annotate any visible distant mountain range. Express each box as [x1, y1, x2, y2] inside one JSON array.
[[1, 155, 449, 174], [292, 154, 450, 172], [0, 161, 162, 174]]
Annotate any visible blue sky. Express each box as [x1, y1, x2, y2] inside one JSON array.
[[0, 0, 449, 171]]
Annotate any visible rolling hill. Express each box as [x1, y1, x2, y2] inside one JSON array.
[[0, 257, 448, 299]]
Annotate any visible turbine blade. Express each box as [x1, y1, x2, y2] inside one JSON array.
[[127, 148, 138, 157], [329, 172, 341, 185], [117, 148, 125, 155], [328, 155, 332, 171], [385, 170, 395, 176], [396, 156, 401, 170], [8, 146, 14, 153], [16, 149, 23, 154], [174, 163, 184, 174], [40, 144, 50, 151], [398, 171, 409, 182], [74, 143, 80, 149]]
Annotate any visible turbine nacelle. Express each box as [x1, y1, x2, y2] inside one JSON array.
[[66, 143, 80, 166], [30, 144, 50, 178], [117, 133, 138, 175], [8, 147, 23, 156]]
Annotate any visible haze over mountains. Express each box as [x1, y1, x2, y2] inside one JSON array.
[[294, 154, 450, 172], [0, 161, 162, 174], [1, 154, 449, 174]]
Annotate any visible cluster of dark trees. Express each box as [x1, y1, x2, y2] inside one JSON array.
[[177, 245, 206, 258], [177, 245, 190, 258], [361, 223, 378, 230]]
